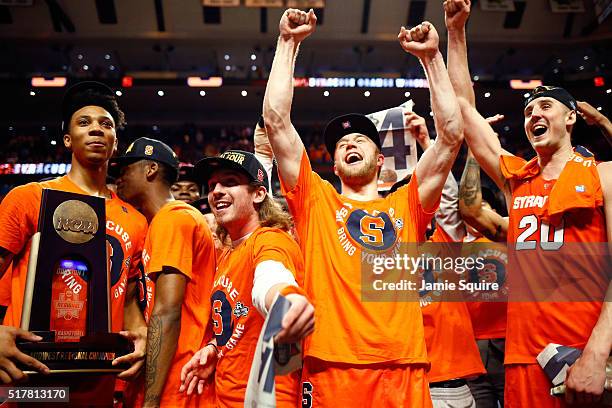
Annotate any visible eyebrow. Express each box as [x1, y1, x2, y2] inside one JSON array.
[[75, 114, 113, 121]]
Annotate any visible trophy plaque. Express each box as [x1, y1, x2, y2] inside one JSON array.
[[17, 189, 131, 373]]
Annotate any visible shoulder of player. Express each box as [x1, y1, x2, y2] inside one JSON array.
[[251, 227, 298, 249], [596, 161, 612, 175], [596, 161, 612, 192], [151, 201, 205, 229], [4, 181, 43, 202], [108, 196, 147, 227]]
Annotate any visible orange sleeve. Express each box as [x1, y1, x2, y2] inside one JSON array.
[[499, 154, 528, 179], [279, 149, 318, 220], [0, 184, 40, 255], [392, 172, 439, 241], [252, 229, 302, 279], [147, 210, 196, 280]]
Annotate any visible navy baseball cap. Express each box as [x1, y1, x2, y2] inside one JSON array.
[[524, 86, 577, 111], [61, 81, 122, 132], [109, 137, 179, 178], [195, 150, 269, 192], [323, 113, 382, 155]]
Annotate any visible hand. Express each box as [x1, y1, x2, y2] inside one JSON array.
[[398, 22, 440, 61], [564, 353, 606, 405], [179, 345, 217, 396], [485, 114, 505, 125], [0, 325, 49, 384], [444, 0, 471, 32], [275, 293, 315, 344], [404, 112, 430, 149], [577, 101, 607, 126], [113, 328, 147, 381], [279, 8, 317, 43]]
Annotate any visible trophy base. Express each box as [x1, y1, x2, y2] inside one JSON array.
[[17, 331, 133, 374]]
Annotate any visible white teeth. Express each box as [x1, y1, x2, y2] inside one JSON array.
[[216, 202, 230, 210]]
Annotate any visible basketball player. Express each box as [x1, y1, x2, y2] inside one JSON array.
[[179, 150, 313, 407], [262, 9, 464, 406], [0, 82, 148, 392], [112, 137, 216, 407], [444, 0, 611, 405]]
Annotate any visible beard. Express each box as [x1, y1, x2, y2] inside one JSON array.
[[336, 154, 378, 186]]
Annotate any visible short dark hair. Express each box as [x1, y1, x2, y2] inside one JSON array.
[[65, 88, 126, 131]]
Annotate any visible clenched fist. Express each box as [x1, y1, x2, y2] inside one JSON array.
[[444, 0, 471, 31], [398, 22, 440, 61], [279, 8, 317, 43]]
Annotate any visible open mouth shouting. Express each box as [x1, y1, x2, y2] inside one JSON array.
[[345, 151, 363, 165], [531, 123, 548, 137]]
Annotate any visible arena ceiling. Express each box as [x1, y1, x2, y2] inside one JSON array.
[[0, 0, 610, 126]]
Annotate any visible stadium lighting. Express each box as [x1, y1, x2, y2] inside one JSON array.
[[31, 77, 67, 87]]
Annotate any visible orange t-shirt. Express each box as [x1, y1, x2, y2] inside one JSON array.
[[0, 176, 147, 332], [500, 153, 607, 364], [420, 226, 485, 382], [0, 265, 11, 307], [279, 150, 437, 365], [464, 236, 508, 340], [211, 227, 302, 408], [142, 200, 216, 408]]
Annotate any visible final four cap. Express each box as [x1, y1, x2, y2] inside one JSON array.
[[524, 85, 577, 111], [61, 81, 119, 132], [109, 137, 179, 178], [323, 113, 382, 155], [195, 150, 269, 191]]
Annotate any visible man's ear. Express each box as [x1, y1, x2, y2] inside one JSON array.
[[63, 133, 72, 151], [253, 185, 267, 204], [567, 109, 577, 126], [145, 161, 159, 181]]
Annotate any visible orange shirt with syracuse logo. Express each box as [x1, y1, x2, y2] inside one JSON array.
[[464, 236, 508, 340], [420, 226, 485, 382], [501, 149, 607, 364], [211, 227, 302, 408], [142, 200, 216, 408], [279, 150, 436, 365], [0, 176, 147, 333]]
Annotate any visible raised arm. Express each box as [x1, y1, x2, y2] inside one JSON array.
[[459, 149, 508, 241], [444, 0, 474, 106], [263, 9, 317, 190], [398, 22, 464, 211], [444, 0, 510, 191], [577, 101, 612, 146]]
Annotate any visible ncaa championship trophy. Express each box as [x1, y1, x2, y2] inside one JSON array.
[[17, 189, 131, 374]]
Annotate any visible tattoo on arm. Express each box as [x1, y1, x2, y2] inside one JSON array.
[[144, 315, 162, 403], [459, 156, 481, 207]]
